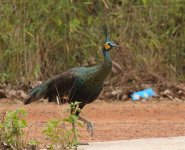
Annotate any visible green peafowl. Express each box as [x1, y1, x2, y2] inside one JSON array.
[[24, 30, 118, 139]]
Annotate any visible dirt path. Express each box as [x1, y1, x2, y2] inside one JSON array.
[[1, 99, 185, 146], [80, 137, 185, 150]]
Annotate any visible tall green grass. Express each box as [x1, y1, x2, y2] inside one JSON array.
[[0, 0, 185, 84]]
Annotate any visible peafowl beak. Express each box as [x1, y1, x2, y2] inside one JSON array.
[[113, 43, 118, 49], [111, 42, 118, 49]]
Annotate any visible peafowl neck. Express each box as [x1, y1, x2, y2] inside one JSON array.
[[102, 48, 112, 65], [82, 48, 112, 85], [95, 48, 112, 80]]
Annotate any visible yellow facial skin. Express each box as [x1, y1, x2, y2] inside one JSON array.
[[104, 43, 110, 50]]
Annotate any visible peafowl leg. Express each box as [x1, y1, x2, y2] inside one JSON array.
[[75, 103, 93, 136], [78, 116, 94, 137], [75, 103, 94, 136]]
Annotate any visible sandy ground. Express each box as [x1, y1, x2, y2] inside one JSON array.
[[79, 136, 185, 150], [1, 99, 185, 148]]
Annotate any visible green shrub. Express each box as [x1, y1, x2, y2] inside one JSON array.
[[43, 101, 83, 150], [0, 109, 27, 149], [0, 0, 185, 83], [0, 104, 82, 149]]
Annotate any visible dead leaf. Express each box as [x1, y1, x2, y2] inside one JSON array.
[[0, 89, 6, 99]]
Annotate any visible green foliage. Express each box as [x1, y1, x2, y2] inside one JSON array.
[[0, 104, 82, 149], [0, 73, 10, 82], [0, 0, 185, 83], [43, 101, 82, 150], [27, 139, 39, 146], [0, 109, 39, 149], [0, 109, 27, 149], [43, 119, 77, 150]]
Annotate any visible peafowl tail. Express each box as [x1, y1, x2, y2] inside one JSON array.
[[24, 80, 51, 105]]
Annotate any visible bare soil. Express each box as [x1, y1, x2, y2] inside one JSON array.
[[1, 99, 185, 146]]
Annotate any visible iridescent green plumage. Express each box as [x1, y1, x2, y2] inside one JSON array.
[[24, 31, 118, 136], [25, 50, 113, 108]]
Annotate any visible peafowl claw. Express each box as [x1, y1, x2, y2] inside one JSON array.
[[86, 121, 94, 136], [79, 116, 94, 137]]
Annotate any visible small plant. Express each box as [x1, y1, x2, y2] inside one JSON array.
[[0, 109, 27, 149], [64, 102, 83, 144], [27, 139, 39, 150], [43, 101, 83, 150], [0, 109, 38, 150]]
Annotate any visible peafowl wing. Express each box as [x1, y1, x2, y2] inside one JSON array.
[[24, 70, 78, 105]]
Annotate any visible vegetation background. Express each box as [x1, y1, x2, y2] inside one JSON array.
[[0, 0, 185, 86]]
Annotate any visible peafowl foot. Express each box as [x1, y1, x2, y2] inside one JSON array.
[[79, 116, 94, 137], [85, 121, 94, 136], [86, 121, 94, 136]]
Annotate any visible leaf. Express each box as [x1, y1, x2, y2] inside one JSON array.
[[69, 18, 81, 33], [28, 139, 39, 146], [33, 64, 41, 79], [142, 0, 147, 7], [77, 122, 83, 128], [63, 116, 73, 123]]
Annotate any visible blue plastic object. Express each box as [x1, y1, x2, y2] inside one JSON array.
[[130, 88, 155, 101]]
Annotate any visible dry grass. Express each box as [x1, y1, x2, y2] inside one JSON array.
[[0, 0, 185, 85]]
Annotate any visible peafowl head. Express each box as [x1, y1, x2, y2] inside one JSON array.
[[103, 39, 118, 51], [103, 28, 118, 51]]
